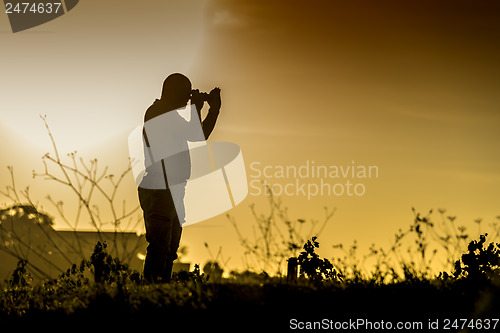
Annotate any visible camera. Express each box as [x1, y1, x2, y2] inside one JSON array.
[[191, 90, 209, 102]]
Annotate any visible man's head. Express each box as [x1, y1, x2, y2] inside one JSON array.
[[161, 73, 192, 107]]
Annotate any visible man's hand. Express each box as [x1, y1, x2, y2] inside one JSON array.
[[190, 89, 205, 119], [207, 87, 221, 110]]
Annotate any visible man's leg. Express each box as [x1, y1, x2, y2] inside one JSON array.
[[143, 239, 168, 283], [139, 188, 182, 283], [159, 183, 185, 282], [161, 218, 182, 282]]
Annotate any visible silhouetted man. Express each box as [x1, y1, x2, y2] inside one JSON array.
[[138, 73, 221, 283]]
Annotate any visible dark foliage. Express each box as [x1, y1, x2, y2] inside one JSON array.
[[454, 233, 500, 281], [0, 236, 499, 331], [297, 236, 342, 283]]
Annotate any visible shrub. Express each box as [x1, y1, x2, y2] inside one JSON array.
[[453, 234, 500, 281], [297, 236, 342, 283]]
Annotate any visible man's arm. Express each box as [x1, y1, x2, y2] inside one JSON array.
[[201, 87, 221, 140], [202, 108, 219, 139], [191, 89, 205, 122]]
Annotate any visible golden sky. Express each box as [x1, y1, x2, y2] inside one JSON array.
[[1, 0, 499, 270]]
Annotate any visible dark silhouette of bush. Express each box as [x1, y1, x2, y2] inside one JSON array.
[[297, 236, 342, 283], [172, 264, 206, 284], [89, 241, 141, 284], [453, 233, 500, 281], [203, 261, 223, 282], [8, 260, 31, 288]]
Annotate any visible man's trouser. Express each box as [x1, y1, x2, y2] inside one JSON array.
[[138, 187, 182, 283]]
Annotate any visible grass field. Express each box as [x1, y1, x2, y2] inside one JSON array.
[[1, 236, 499, 332]]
